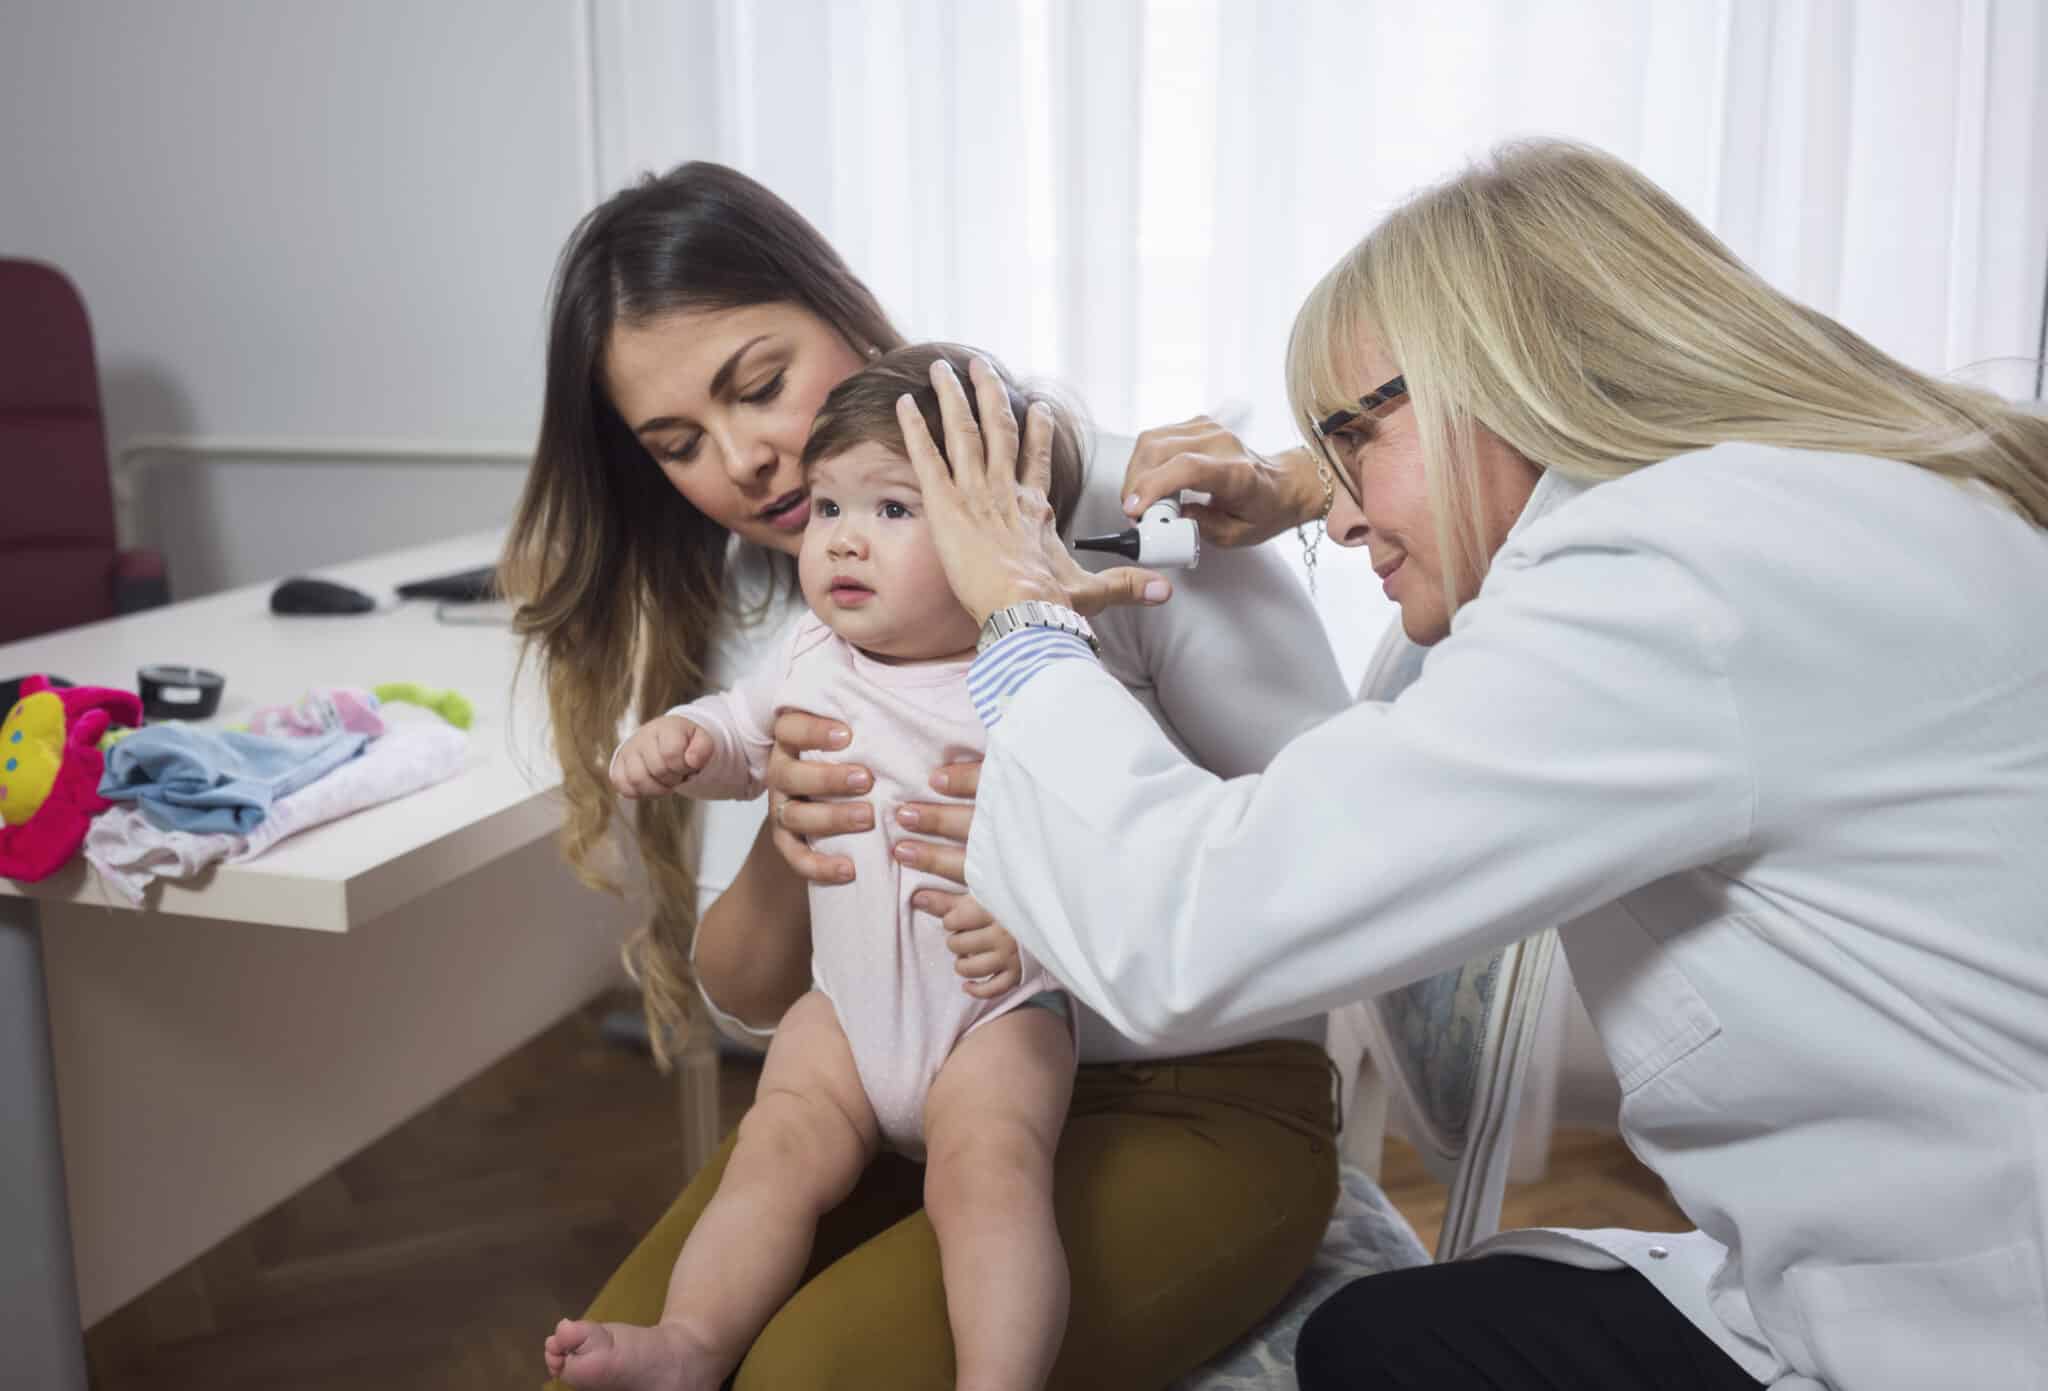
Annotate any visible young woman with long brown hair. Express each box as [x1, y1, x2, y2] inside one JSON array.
[[505, 163, 1357, 1389]]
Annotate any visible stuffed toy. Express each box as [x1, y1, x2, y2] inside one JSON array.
[[0, 675, 145, 882], [371, 682, 473, 730], [240, 683, 474, 738]]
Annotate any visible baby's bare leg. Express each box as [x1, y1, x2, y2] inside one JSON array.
[[922, 1004, 1077, 1391], [544, 992, 877, 1390]]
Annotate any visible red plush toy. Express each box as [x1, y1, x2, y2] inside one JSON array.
[[0, 676, 145, 882]]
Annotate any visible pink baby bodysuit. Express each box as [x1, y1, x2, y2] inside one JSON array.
[[667, 613, 1068, 1158]]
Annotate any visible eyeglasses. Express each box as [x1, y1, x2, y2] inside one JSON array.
[[1308, 374, 1408, 509]]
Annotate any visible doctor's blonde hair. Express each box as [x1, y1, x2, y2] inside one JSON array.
[[1286, 139, 2048, 617]]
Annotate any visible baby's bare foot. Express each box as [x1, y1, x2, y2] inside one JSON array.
[[543, 1317, 722, 1391]]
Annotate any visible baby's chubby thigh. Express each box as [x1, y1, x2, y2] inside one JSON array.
[[921, 1004, 1077, 1220], [728, 991, 881, 1217]]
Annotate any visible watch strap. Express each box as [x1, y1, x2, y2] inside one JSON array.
[[976, 599, 1100, 654]]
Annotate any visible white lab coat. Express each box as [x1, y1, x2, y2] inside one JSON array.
[[966, 442, 2048, 1390]]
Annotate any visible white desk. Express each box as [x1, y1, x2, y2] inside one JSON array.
[[1, 533, 635, 1388]]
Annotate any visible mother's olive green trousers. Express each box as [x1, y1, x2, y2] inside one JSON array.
[[547, 1038, 1339, 1391]]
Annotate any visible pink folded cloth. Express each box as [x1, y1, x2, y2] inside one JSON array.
[[244, 687, 386, 739], [84, 723, 469, 905]]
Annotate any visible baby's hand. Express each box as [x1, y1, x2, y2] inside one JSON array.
[[611, 715, 713, 798], [915, 888, 1023, 998]]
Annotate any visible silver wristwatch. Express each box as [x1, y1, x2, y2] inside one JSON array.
[[976, 599, 1100, 654]]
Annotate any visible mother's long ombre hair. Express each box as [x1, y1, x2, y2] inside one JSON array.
[[501, 164, 902, 1064], [1287, 140, 2048, 619]]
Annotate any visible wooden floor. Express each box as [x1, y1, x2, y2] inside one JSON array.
[[1381, 1122, 1690, 1259], [82, 990, 1689, 1389]]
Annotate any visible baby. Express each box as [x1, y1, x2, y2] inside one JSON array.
[[545, 344, 1086, 1391]]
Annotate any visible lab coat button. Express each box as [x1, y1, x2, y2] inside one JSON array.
[[1647, 1245, 1670, 1260]]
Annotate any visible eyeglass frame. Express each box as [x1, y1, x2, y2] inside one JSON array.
[[1308, 373, 1408, 509]]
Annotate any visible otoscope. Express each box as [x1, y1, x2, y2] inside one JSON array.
[[1073, 495, 1201, 569]]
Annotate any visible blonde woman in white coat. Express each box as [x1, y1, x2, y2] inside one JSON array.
[[888, 141, 2048, 1391]]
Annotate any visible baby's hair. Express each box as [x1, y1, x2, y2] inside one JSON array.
[[800, 343, 1087, 533]]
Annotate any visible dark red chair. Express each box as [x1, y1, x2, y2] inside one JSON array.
[[0, 258, 168, 644]]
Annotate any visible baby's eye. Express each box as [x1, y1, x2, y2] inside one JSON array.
[[880, 501, 912, 520], [814, 499, 840, 519]]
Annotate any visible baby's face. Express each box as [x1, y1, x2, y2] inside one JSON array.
[[798, 442, 981, 662]]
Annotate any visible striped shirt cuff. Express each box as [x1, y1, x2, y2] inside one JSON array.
[[968, 629, 1099, 727]]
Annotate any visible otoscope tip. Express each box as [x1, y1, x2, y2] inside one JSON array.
[[1072, 531, 1142, 560]]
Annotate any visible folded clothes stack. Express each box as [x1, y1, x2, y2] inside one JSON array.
[[98, 726, 371, 835], [85, 720, 471, 904], [1, 676, 475, 889]]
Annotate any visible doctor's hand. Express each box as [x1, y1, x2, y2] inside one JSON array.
[[612, 715, 712, 798], [899, 356, 1174, 623], [914, 887, 1022, 999], [765, 710, 871, 886], [1123, 418, 1324, 548]]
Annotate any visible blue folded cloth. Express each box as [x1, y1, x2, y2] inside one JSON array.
[[98, 726, 369, 834]]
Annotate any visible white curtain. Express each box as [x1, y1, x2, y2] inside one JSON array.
[[592, 0, 2048, 683]]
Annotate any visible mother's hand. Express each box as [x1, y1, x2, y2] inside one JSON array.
[[765, 709, 873, 885], [899, 356, 1175, 624], [888, 753, 982, 885], [1122, 417, 1324, 548]]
